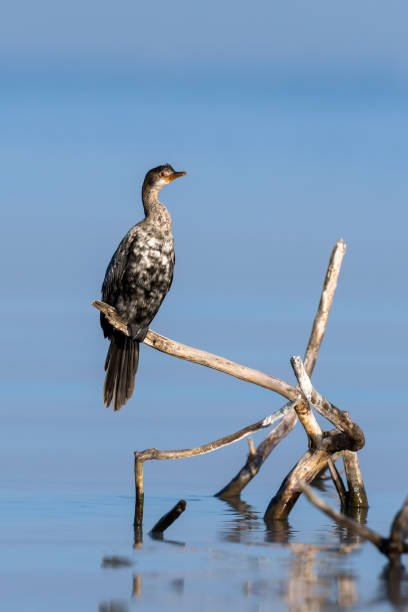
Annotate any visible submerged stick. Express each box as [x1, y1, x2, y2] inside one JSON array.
[[343, 450, 368, 508], [264, 356, 365, 520], [215, 405, 298, 497], [92, 299, 297, 401], [389, 497, 408, 555], [150, 500, 187, 535], [217, 239, 347, 498], [300, 482, 408, 565], [327, 458, 347, 507], [299, 481, 382, 547], [133, 404, 294, 525]]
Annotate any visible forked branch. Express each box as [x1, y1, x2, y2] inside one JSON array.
[[218, 239, 347, 498]]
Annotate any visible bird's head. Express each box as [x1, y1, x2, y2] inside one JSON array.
[[143, 164, 186, 193]]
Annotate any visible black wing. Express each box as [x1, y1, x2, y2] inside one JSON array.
[[100, 224, 141, 337]]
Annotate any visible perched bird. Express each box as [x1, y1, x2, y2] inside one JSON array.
[[100, 164, 186, 411]]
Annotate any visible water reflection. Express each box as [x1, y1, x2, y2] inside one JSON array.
[[376, 564, 408, 611], [265, 518, 294, 544], [132, 574, 142, 598], [217, 496, 261, 543], [279, 545, 358, 610], [331, 505, 370, 548], [100, 493, 408, 611], [99, 602, 129, 612]]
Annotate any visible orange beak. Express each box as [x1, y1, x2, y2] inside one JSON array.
[[166, 171, 187, 182]]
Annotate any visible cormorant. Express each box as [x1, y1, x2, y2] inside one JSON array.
[[100, 164, 186, 411]]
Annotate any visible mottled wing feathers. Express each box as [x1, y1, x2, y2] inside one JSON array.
[[100, 225, 141, 338], [102, 229, 137, 305]]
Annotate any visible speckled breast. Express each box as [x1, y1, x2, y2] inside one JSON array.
[[120, 227, 175, 329]]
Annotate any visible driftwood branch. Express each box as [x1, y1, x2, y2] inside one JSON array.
[[133, 402, 295, 525], [303, 239, 346, 376], [291, 356, 365, 451], [92, 299, 297, 401], [216, 239, 346, 498], [300, 482, 408, 566], [327, 457, 347, 507], [343, 450, 368, 508], [264, 356, 365, 521], [93, 238, 366, 526], [300, 481, 381, 545], [215, 407, 298, 497], [150, 500, 187, 535]]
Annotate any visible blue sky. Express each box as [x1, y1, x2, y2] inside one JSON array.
[[2, 1, 408, 75]]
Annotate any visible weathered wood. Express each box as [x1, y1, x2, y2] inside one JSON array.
[[216, 239, 346, 498], [135, 405, 293, 464], [343, 450, 368, 508], [300, 482, 408, 565], [291, 384, 322, 450], [93, 299, 297, 401], [299, 481, 382, 547], [215, 406, 298, 498], [264, 449, 331, 520], [264, 356, 365, 519], [303, 239, 346, 376], [291, 356, 365, 451], [150, 500, 187, 535], [327, 457, 347, 507], [132, 404, 295, 525]]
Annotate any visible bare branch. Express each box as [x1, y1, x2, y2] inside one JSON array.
[[247, 437, 256, 457], [135, 404, 293, 464], [150, 500, 187, 535], [327, 457, 347, 507], [215, 405, 298, 497], [217, 239, 347, 498], [304, 239, 346, 376], [343, 450, 368, 508], [290, 356, 364, 451], [290, 358, 322, 448], [93, 299, 297, 401], [299, 481, 383, 548], [264, 448, 331, 520], [389, 497, 408, 547]]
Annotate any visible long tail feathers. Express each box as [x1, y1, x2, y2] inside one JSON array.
[[103, 333, 139, 411]]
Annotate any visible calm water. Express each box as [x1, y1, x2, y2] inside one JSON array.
[[1, 67, 407, 610]]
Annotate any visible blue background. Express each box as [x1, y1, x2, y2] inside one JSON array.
[[0, 2, 407, 609]]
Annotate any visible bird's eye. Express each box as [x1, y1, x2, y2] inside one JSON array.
[[160, 171, 165, 177]]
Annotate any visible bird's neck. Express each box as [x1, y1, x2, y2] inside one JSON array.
[[142, 187, 172, 227]]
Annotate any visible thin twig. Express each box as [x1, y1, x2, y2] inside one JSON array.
[[303, 239, 346, 376], [135, 403, 294, 464], [150, 500, 187, 535], [299, 481, 383, 548], [92, 299, 297, 401], [300, 481, 408, 564], [247, 437, 256, 457], [327, 458, 347, 507]]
